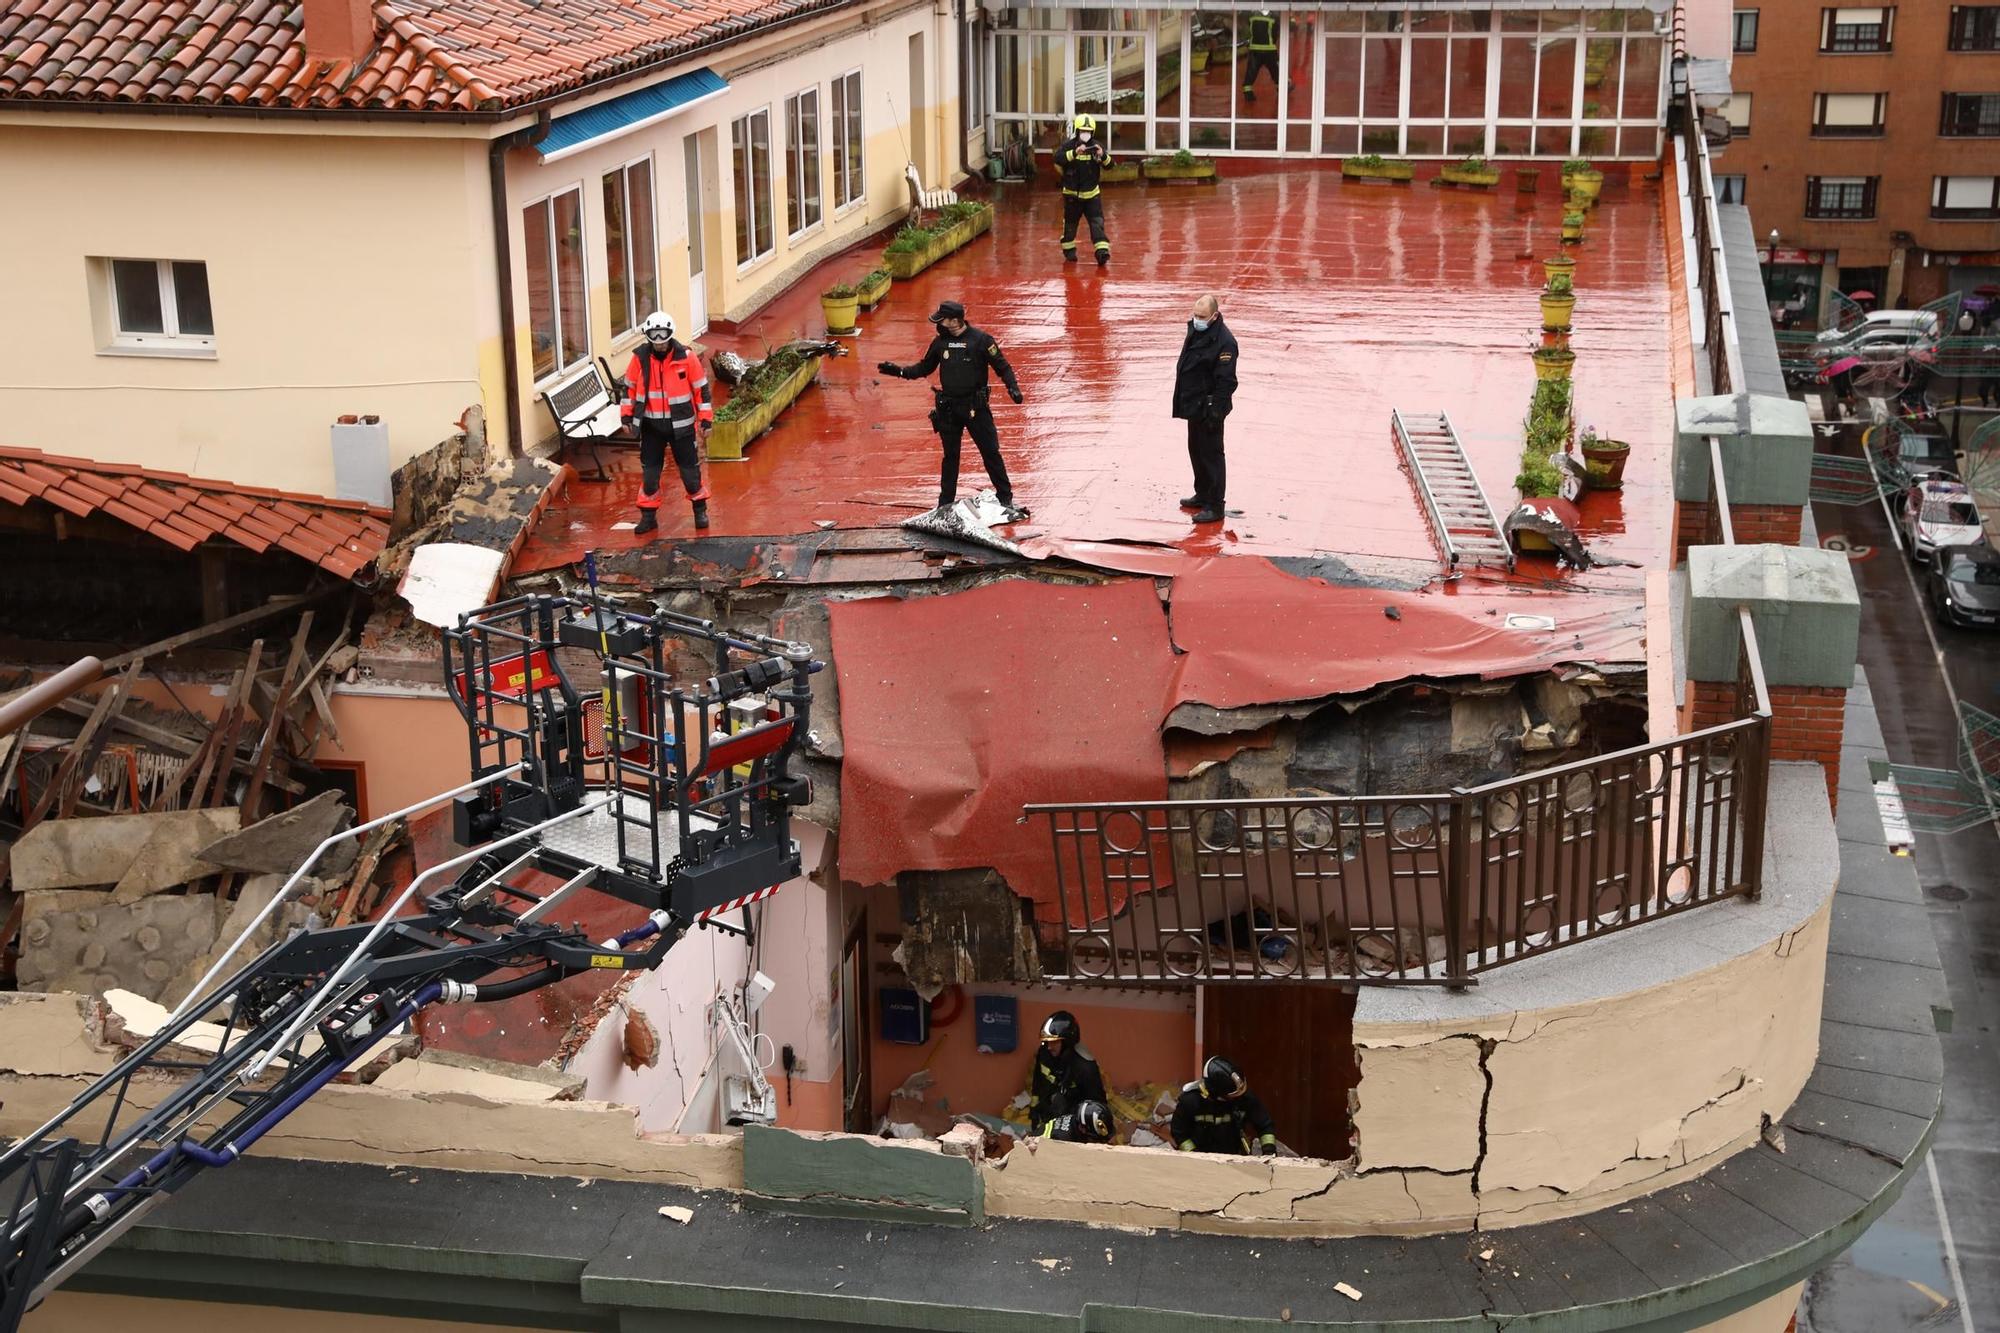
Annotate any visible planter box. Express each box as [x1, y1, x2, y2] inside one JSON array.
[[884, 233, 951, 279], [856, 273, 891, 308], [1342, 160, 1415, 182], [1438, 165, 1500, 188], [1191, 49, 1211, 72], [1143, 159, 1218, 181], [707, 358, 818, 461], [1100, 161, 1141, 184]]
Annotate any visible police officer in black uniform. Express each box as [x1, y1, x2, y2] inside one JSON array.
[[1041, 1099, 1114, 1144], [1171, 1056, 1278, 1156], [1026, 1011, 1107, 1133], [1172, 293, 1239, 525], [1055, 114, 1112, 266], [879, 301, 1029, 522]]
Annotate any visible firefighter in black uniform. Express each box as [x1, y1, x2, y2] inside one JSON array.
[[1172, 294, 1239, 525], [1041, 1099, 1114, 1144], [1172, 1056, 1278, 1156], [1026, 1011, 1107, 1133], [878, 301, 1029, 522], [1241, 10, 1280, 101], [1055, 114, 1112, 266]]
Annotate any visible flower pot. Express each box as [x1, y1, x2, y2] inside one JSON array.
[[1580, 439, 1631, 489], [1562, 168, 1604, 205], [707, 358, 818, 461], [856, 272, 891, 308], [1100, 161, 1140, 184], [1191, 48, 1210, 72], [820, 292, 860, 335], [1342, 159, 1415, 182], [1439, 164, 1501, 188], [1541, 255, 1576, 285], [1516, 167, 1541, 194], [1143, 158, 1218, 181], [1539, 292, 1577, 331], [1532, 347, 1576, 382], [1561, 215, 1585, 244]]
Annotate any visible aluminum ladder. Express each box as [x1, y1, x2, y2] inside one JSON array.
[[1391, 408, 1515, 573]]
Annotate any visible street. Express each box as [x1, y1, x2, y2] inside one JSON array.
[[1799, 400, 2000, 1333]]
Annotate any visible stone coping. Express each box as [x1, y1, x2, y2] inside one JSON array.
[[60, 676, 1946, 1331]]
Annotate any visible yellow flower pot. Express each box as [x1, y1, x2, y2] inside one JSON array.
[[1531, 347, 1576, 382], [1540, 292, 1576, 331], [820, 292, 860, 334]]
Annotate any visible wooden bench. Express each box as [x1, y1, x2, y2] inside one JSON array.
[[540, 361, 628, 483], [903, 161, 957, 222]]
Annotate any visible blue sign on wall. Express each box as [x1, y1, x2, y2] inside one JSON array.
[[878, 987, 929, 1045], [974, 993, 1018, 1054]]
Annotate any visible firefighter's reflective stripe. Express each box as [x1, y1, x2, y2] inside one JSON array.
[[636, 487, 664, 510], [623, 349, 713, 427]]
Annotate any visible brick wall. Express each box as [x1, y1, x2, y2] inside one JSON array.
[[1690, 679, 1845, 811], [1674, 501, 1803, 563]]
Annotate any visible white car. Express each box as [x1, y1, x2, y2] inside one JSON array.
[[1901, 477, 1983, 561]]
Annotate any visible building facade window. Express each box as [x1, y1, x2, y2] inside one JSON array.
[[1812, 92, 1886, 135], [601, 159, 659, 337], [1941, 92, 2000, 136], [785, 89, 824, 238], [990, 6, 1665, 160], [1716, 174, 1748, 203], [1820, 6, 1894, 51], [1733, 9, 1759, 51], [523, 189, 587, 380], [1947, 6, 2000, 49], [102, 258, 214, 352], [1805, 175, 1878, 218], [831, 70, 865, 210], [1933, 175, 2000, 218], [1720, 93, 1753, 137], [731, 108, 776, 266]]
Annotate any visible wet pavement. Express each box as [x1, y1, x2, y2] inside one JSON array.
[[520, 164, 1675, 600], [1802, 404, 1999, 1333]]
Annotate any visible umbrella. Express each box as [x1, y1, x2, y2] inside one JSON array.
[[1846, 290, 1877, 302], [1822, 355, 1864, 377], [1975, 284, 2000, 296]]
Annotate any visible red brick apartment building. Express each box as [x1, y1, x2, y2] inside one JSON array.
[[1723, 0, 2000, 318]]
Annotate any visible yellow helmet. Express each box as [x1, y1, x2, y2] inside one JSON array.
[[1073, 114, 1098, 133]]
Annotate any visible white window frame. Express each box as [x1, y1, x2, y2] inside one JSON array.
[[523, 184, 591, 386], [102, 258, 215, 356], [1716, 174, 1747, 203], [1720, 92, 1753, 135], [785, 87, 825, 241], [832, 68, 867, 214], [732, 107, 777, 271], [602, 155, 659, 341], [1933, 174, 2000, 218]]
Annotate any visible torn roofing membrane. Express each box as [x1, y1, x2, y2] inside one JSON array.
[[832, 558, 1644, 918]]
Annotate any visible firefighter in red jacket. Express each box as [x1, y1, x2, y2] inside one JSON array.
[[621, 311, 714, 534]]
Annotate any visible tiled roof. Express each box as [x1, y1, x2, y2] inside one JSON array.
[[0, 446, 390, 580], [0, 0, 851, 113]]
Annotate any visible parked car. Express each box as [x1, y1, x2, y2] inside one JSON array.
[[1813, 309, 1941, 355], [1925, 544, 2000, 629], [1901, 476, 1983, 561], [1878, 418, 1958, 482]]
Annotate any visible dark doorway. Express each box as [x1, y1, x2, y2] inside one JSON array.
[[1201, 985, 1359, 1160]]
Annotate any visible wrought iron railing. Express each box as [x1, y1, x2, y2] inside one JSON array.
[[1676, 84, 1745, 397], [1028, 443, 1774, 987]]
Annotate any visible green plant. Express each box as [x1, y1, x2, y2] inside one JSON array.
[[862, 268, 889, 286], [883, 224, 933, 255], [1579, 424, 1601, 449], [1196, 126, 1224, 147], [1562, 157, 1596, 174], [1346, 154, 1388, 169], [1563, 210, 1585, 226], [824, 282, 858, 299], [937, 200, 986, 225], [714, 346, 811, 423], [1545, 271, 1574, 296], [1456, 154, 1489, 171], [1516, 451, 1565, 498]]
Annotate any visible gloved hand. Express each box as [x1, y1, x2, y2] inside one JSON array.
[[1258, 1141, 1277, 1158], [877, 361, 901, 376], [622, 418, 641, 437], [1009, 387, 1024, 405]]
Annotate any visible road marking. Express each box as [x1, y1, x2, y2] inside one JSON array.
[[1928, 1153, 1977, 1333], [1859, 424, 1906, 554]]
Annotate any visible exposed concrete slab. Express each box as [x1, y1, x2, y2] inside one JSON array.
[[1351, 1035, 1484, 1172], [11, 809, 239, 891], [112, 816, 233, 901], [1686, 544, 1861, 687], [159, 875, 312, 1010], [1674, 392, 1814, 505], [196, 791, 352, 876], [373, 1050, 583, 1102], [17, 892, 220, 1000]]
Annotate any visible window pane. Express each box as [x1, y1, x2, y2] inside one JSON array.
[[753, 111, 774, 255], [801, 92, 821, 229], [1621, 37, 1660, 119], [1582, 38, 1618, 115], [733, 117, 754, 263], [629, 159, 658, 317], [1324, 37, 1361, 118], [1447, 37, 1487, 120], [1498, 39, 1536, 118], [553, 189, 586, 370], [1409, 38, 1446, 119], [1362, 36, 1400, 118], [603, 170, 630, 334], [112, 259, 165, 334], [1537, 36, 1576, 120], [170, 261, 213, 336], [522, 203, 556, 379]]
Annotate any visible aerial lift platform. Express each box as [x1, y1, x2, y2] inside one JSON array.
[[0, 591, 819, 1328]]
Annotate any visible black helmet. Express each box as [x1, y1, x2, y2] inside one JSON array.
[[1201, 1056, 1246, 1099], [928, 300, 967, 325], [1076, 1100, 1112, 1143], [1040, 1011, 1080, 1048]]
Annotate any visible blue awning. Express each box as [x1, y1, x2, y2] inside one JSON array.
[[538, 68, 729, 163]]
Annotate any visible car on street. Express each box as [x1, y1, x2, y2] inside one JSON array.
[[1901, 476, 1984, 561], [1878, 418, 1958, 484], [1813, 309, 1942, 355], [1924, 544, 2000, 629]]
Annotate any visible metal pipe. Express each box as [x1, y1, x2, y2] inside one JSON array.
[[249, 794, 614, 1076], [0, 657, 104, 738], [170, 760, 530, 1022]]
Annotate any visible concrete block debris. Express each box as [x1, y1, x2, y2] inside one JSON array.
[[12, 809, 239, 892]]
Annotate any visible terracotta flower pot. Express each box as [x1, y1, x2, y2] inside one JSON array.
[[1581, 439, 1632, 489]]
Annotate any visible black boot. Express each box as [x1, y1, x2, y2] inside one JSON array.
[[693, 500, 710, 531], [634, 510, 658, 535]]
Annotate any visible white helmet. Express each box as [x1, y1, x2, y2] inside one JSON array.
[[639, 311, 675, 344]]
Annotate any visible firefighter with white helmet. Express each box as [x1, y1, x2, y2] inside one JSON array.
[[620, 311, 713, 534]]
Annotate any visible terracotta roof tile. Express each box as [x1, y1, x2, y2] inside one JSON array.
[[0, 0, 854, 112], [0, 445, 388, 580]]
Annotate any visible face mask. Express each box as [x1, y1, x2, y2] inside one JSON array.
[[1191, 317, 1211, 332], [1079, 131, 1092, 143]]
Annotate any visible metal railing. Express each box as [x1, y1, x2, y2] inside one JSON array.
[[1029, 442, 1774, 987], [1677, 84, 1745, 397]]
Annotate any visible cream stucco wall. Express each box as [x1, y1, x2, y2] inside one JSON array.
[[0, 123, 495, 497]]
